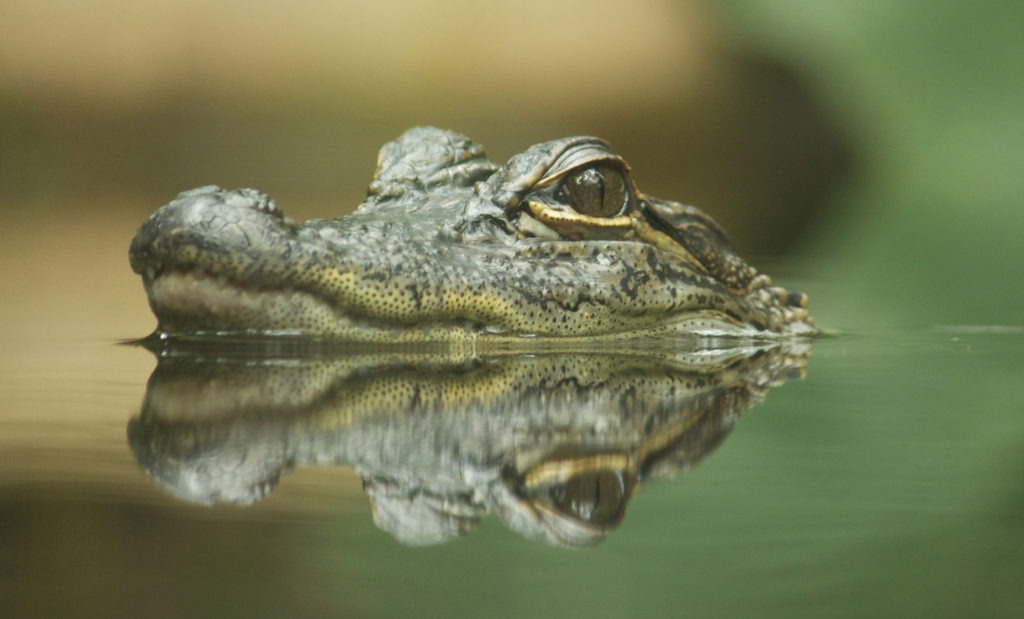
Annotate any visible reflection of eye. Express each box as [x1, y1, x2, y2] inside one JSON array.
[[555, 165, 631, 218], [542, 471, 629, 524]]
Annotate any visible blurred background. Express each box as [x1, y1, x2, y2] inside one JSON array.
[[3, 0, 1023, 327], [2, 0, 1021, 333], [1, 1, 1022, 617], [0, 0, 853, 251]]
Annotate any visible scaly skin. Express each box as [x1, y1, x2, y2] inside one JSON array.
[[129, 127, 815, 341]]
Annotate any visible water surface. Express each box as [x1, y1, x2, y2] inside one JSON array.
[[1, 211, 1022, 618]]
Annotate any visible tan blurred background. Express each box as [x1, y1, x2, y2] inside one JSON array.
[[0, 0, 851, 250]]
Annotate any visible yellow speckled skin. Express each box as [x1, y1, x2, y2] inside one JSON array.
[[129, 127, 814, 340]]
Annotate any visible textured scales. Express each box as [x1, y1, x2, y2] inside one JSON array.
[[129, 127, 815, 341]]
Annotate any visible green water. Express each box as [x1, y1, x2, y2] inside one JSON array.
[[2, 318, 1021, 618]]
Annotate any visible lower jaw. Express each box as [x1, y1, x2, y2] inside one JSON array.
[[143, 271, 814, 343], [145, 271, 347, 336], [144, 271, 484, 343]]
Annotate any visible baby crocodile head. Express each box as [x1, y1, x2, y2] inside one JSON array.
[[130, 127, 815, 341]]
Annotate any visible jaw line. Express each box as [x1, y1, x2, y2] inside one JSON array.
[[146, 271, 347, 336]]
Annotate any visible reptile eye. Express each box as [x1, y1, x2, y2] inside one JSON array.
[[556, 165, 630, 218]]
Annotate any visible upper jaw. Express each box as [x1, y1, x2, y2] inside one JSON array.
[[129, 186, 294, 284]]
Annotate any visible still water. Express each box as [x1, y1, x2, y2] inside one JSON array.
[[1, 215, 1022, 618]]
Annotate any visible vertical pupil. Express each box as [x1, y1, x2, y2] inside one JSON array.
[[576, 169, 605, 212]]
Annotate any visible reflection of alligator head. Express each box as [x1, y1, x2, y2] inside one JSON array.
[[128, 339, 810, 546]]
